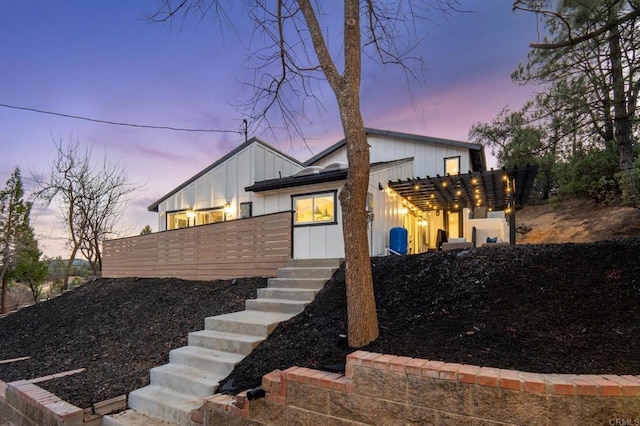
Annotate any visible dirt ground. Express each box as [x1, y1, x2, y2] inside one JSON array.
[[0, 198, 638, 408], [516, 197, 640, 243]]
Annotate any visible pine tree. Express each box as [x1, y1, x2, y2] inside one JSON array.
[[0, 167, 32, 313]]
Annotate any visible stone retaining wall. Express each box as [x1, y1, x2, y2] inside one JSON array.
[[205, 350, 640, 425]]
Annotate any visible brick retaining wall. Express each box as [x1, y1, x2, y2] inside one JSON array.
[[2, 350, 638, 425], [205, 350, 640, 425], [0, 379, 126, 426], [0, 379, 83, 426]]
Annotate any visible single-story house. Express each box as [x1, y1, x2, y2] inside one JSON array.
[[148, 128, 537, 259]]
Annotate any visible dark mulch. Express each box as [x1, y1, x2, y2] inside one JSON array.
[[0, 277, 266, 408], [218, 239, 640, 394], [0, 240, 639, 407]]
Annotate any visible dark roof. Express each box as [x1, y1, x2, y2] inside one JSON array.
[[387, 164, 539, 212], [148, 137, 303, 212], [246, 158, 413, 193], [304, 128, 486, 170]]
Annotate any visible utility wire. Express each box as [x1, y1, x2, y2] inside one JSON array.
[[0, 102, 241, 134]]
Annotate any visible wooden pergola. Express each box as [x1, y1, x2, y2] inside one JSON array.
[[387, 164, 539, 244]]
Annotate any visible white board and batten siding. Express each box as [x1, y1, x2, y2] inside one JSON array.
[[252, 181, 345, 259], [310, 133, 474, 178], [252, 159, 413, 259], [368, 159, 414, 256], [156, 141, 302, 231]]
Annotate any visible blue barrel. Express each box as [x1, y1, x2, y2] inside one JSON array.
[[389, 227, 408, 254]]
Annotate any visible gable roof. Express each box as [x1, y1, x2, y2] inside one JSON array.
[[245, 157, 413, 193], [304, 128, 486, 171], [147, 137, 303, 212]]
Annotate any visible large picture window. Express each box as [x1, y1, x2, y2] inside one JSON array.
[[166, 207, 224, 230], [197, 209, 224, 225], [293, 191, 337, 225], [167, 211, 191, 230]]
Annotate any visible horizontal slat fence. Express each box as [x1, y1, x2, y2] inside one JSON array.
[[103, 211, 292, 280]]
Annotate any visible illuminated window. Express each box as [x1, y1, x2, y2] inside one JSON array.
[[197, 209, 224, 225], [167, 211, 190, 230], [444, 156, 460, 175], [293, 192, 336, 225], [167, 208, 224, 230]]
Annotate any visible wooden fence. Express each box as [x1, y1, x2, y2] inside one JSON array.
[[102, 211, 292, 280]]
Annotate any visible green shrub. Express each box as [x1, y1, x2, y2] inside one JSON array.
[[557, 146, 620, 202], [616, 161, 640, 206]]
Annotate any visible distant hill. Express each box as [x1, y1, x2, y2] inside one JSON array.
[[72, 258, 89, 267]]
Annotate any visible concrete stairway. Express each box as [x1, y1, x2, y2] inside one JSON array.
[[104, 258, 341, 426]]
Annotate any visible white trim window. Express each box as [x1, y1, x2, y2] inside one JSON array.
[[444, 156, 461, 175], [293, 191, 337, 226]]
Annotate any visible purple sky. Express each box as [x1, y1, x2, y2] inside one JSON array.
[[0, 1, 542, 258]]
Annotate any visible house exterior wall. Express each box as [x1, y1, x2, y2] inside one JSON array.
[[156, 142, 302, 231], [251, 160, 414, 259], [252, 181, 345, 259], [310, 133, 475, 178], [368, 161, 414, 256]]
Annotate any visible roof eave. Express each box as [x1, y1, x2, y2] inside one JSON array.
[[148, 137, 303, 212], [304, 128, 482, 166]]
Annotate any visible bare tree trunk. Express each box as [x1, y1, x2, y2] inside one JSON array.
[[338, 117, 379, 347], [1, 275, 8, 314], [297, 0, 379, 347], [0, 247, 10, 314], [336, 0, 379, 347], [609, 24, 630, 165], [609, 24, 640, 206], [63, 244, 79, 290]]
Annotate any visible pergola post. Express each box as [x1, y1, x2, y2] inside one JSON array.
[[509, 209, 516, 245]]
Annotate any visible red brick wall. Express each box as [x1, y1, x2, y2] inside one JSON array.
[[0, 379, 83, 426], [205, 350, 640, 425]]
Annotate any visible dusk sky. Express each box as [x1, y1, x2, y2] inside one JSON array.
[[1, 1, 543, 258]]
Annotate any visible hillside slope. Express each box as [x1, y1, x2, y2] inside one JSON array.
[[517, 198, 640, 244], [0, 198, 638, 407], [218, 239, 640, 394]]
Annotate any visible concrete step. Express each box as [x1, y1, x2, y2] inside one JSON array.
[[286, 258, 343, 268], [128, 385, 202, 426], [204, 310, 295, 336], [277, 267, 336, 279], [150, 364, 222, 397], [169, 346, 244, 376], [188, 329, 264, 355], [267, 277, 328, 290], [257, 287, 318, 301], [103, 409, 178, 425], [245, 298, 309, 314]]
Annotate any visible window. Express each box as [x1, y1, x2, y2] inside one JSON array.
[[197, 209, 224, 225], [293, 191, 336, 225], [167, 211, 192, 230], [444, 156, 461, 175], [240, 202, 252, 219], [166, 208, 223, 230]]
